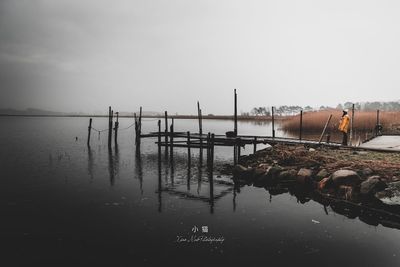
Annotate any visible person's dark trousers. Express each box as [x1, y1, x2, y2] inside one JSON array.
[[342, 132, 348, 146]]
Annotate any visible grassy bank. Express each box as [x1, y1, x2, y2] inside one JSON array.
[[281, 109, 400, 133]]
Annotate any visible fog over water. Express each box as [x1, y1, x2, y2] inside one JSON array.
[[1, 0, 400, 114]]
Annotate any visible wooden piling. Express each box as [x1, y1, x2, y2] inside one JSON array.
[[164, 111, 168, 158], [272, 106, 275, 138], [170, 118, 174, 161], [138, 107, 142, 146], [158, 120, 161, 156], [234, 89, 238, 136], [108, 106, 112, 148], [87, 118, 92, 146], [197, 102, 203, 154], [187, 131, 191, 167], [253, 137, 257, 154], [210, 133, 215, 168], [114, 112, 119, 145], [299, 110, 303, 141], [319, 114, 333, 143]]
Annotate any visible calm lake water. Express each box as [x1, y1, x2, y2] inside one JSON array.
[[1, 117, 399, 266]]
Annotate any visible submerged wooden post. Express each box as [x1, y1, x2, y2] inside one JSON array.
[[164, 111, 168, 158], [234, 89, 238, 136], [138, 107, 142, 146], [197, 101, 203, 155], [233, 144, 237, 166], [87, 118, 92, 146], [158, 120, 162, 156], [187, 131, 191, 167], [114, 112, 119, 145], [170, 118, 174, 161], [211, 133, 215, 169], [299, 110, 303, 141], [253, 137, 257, 154], [108, 106, 112, 148], [272, 106, 275, 138], [207, 132, 211, 167], [319, 114, 333, 143]]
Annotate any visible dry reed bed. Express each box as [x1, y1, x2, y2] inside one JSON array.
[[281, 109, 400, 133]]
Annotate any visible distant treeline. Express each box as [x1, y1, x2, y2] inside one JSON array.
[[338, 101, 400, 111]]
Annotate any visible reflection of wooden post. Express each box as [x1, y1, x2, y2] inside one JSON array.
[[170, 119, 174, 161], [234, 89, 238, 136], [157, 120, 161, 157], [319, 114, 332, 143], [197, 102, 203, 163], [164, 111, 168, 158], [87, 118, 92, 146], [187, 131, 191, 167], [272, 106, 275, 138], [114, 112, 119, 145], [299, 110, 303, 141], [108, 106, 112, 148]]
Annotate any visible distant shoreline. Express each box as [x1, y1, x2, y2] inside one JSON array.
[[0, 114, 284, 120]]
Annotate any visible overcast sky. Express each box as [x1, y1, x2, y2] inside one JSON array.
[[1, 0, 400, 114]]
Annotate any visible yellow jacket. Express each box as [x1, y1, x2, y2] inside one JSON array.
[[338, 114, 350, 133]]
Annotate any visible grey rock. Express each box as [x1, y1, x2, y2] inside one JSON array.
[[278, 169, 297, 181], [360, 176, 387, 195], [297, 168, 313, 178], [330, 170, 361, 186]]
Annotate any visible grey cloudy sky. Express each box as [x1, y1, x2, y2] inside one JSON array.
[[1, 0, 399, 114]]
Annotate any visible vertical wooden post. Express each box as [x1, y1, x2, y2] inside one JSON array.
[[319, 114, 333, 143], [197, 101, 203, 155], [187, 131, 191, 167], [164, 111, 168, 158], [299, 110, 303, 141], [158, 120, 161, 157], [138, 107, 142, 146], [234, 89, 238, 136], [114, 112, 119, 145], [170, 118, 174, 161], [206, 132, 211, 168], [272, 106, 275, 138], [253, 137, 257, 154], [350, 104, 355, 146], [108, 106, 112, 148], [134, 113, 137, 144], [87, 118, 92, 146], [211, 133, 215, 168]]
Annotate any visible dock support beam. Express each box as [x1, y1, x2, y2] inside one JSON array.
[[87, 118, 92, 146], [299, 110, 303, 141], [234, 89, 238, 136], [114, 112, 119, 145], [164, 111, 168, 158], [272, 106, 275, 138]]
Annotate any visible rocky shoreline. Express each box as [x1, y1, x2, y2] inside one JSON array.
[[228, 145, 400, 228]]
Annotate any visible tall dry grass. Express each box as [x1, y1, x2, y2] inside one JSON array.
[[281, 109, 400, 133]]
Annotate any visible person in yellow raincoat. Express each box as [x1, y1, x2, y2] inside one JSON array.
[[338, 109, 350, 145]]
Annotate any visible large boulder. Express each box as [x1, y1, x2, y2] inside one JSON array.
[[233, 165, 254, 184], [360, 176, 387, 195], [330, 170, 361, 187]]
